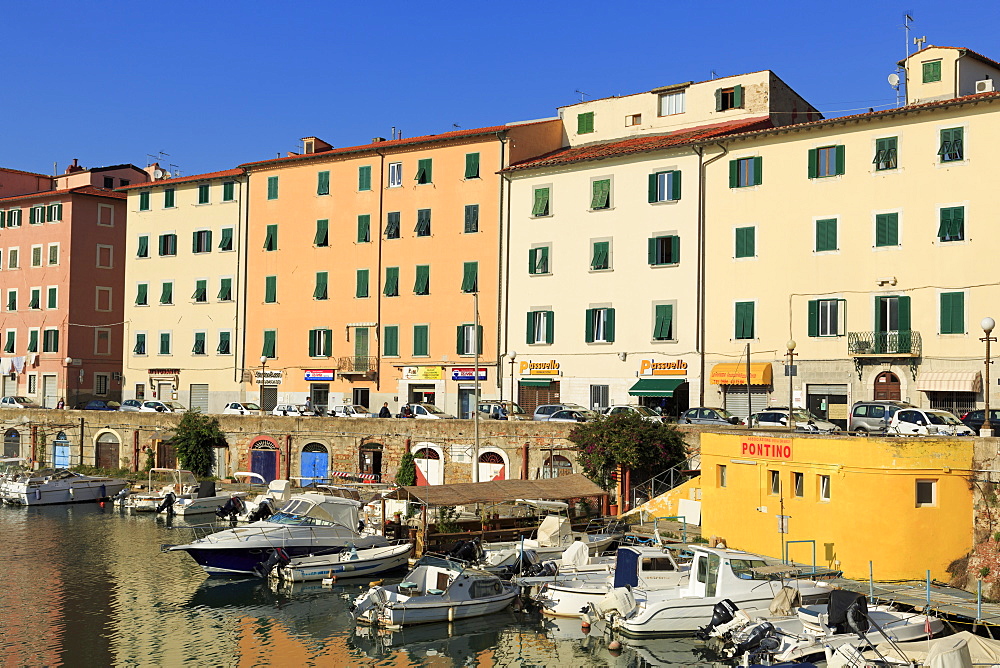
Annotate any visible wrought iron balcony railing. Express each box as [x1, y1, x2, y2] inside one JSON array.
[[847, 330, 921, 357], [337, 356, 377, 374]]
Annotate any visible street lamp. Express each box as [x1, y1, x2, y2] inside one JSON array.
[[982, 318, 996, 437], [786, 340, 797, 432], [259, 355, 268, 416], [64, 357, 76, 409], [507, 351, 517, 413]]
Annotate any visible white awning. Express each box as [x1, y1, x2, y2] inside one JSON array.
[[915, 370, 982, 393]]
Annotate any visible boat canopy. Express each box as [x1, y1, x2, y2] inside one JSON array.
[[386, 473, 607, 507]]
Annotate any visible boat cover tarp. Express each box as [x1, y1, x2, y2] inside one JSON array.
[[865, 631, 1000, 666], [768, 586, 802, 615], [561, 541, 590, 569], [537, 515, 571, 547], [388, 474, 608, 506]]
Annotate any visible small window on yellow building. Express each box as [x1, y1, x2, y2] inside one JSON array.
[[916, 479, 937, 507], [718, 464, 727, 488], [793, 472, 804, 497], [819, 475, 830, 502], [769, 470, 780, 495]]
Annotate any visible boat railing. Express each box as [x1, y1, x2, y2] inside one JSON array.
[[182, 522, 356, 546]]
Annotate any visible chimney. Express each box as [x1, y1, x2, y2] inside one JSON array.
[[64, 158, 84, 174]]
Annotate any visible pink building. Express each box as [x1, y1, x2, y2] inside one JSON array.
[[0, 161, 147, 408]]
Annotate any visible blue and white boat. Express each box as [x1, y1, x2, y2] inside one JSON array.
[[168, 492, 387, 575]]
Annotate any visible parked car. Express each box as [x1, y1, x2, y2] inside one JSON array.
[[223, 402, 261, 415], [139, 400, 186, 413], [889, 408, 974, 436], [272, 403, 317, 417], [80, 400, 120, 411], [0, 396, 44, 410], [533, 403, 587, 421], [119, 399, 143, 412], [748, 408, 841, 433], [849, 400, 914, 434], [679, 407, 743, 426], [330, 404, 372, 418], [547, 408, 601, 423], [960, 409, 1000, 433], [399, 403, 456, 419], [477, 401, 530, 420], [603, 405, 667, 422]]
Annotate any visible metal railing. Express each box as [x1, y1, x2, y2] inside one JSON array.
[[630, 457, 699, 508], [847, 330, 921, 356], [337, 356, 377, 373]]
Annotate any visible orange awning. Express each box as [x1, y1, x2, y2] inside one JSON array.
[[710, 362, 773, 385]]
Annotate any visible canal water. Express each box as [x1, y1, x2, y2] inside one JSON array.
[[0, 504, 725, 666]]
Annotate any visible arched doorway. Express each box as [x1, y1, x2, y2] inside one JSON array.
[[3, 429, 20, 459], [478, 450, 506, 482], [360, 442, 383, 482], [53, 431, 70, 468], [251, 439, 279, 482], [413, 445, 442, 486], [300, 443, 329, 486], [95, 431, 120, 470], [874, 371, 901, 400], [541, 454, 573, 479]]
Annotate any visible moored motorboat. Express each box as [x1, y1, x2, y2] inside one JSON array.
[[122, 468, 200, 513], [350, 554, 517, 627], [479, 515, 621, 568], [272, 542, 412, 582], [2, 468, 127, 506]]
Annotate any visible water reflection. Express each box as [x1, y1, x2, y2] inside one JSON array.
[[0, 504, 728, 666]]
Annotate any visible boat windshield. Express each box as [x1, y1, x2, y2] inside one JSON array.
[[730, 558, 771, 579], [416, 554, 468, 571], [268, 498, 338, 526]]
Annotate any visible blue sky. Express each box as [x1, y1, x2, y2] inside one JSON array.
[[3, 1, 999, 177]]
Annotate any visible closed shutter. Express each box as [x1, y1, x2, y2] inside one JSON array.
[[356, 270, 369, 298], [465, 153, 480, 179], [940, 292, 964, 334], [723, 386, 769, 420], [383, 326, 398, 356], [265, 276, 277, 303], [414, 265, 429, 294], [358, 166, 371, 191], [317, 171, 330, 195], [190, 384, 209, 413], [591, 241, 609, 270], [519, 380, 561, 417], [223, 181, 235, 201], [267, 176, 278, 199], [654, 304, 673, 340]]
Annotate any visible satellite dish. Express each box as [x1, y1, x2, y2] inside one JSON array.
[[888, 73, 900, 87], [153, 169, 164, 179]]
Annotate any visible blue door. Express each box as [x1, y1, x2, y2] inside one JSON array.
[[54, 444, 70, 468], [250, 444, 278, 482], [300, 444, 329, 486]]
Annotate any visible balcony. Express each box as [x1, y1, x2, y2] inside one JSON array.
[[337, 356, 377, 376], [847, 330, 921, 358]]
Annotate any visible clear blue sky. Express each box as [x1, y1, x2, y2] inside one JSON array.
[[4, 0, 999, 177]]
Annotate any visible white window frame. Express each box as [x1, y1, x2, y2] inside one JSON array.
[[219, 226, 235, 252], [42, 328, 59, 353], [134, 331, 148, 357], [30, 244, 43, 267], [3, 328, 16, 354], [95, 286, 113, 312], [793, 471, 804, 497], [47, 242, 59, 266], [817, 299, 841, 337], [94, 328, 112, 356], [591, 307, 612, 343], [97, 203, 114, 227], [819, 475, 831, 502], [96, 244, 114, 269], [654, 170, 680, 202], [658, 89, 686, 116], [193, 229, 212, 254], [529, 310, 551, 345], [916, 479, 937, 507], [309, 328, 331, 358], [769, 470, 780, 495], [27, 327, 39, 354], [6, 288, 17, 312], [46, 286, 57, 309], [388, 162, 403, 188], [459, 324, 479, 356], [217, 330, 233, 356], [8, 247, 19, 269]]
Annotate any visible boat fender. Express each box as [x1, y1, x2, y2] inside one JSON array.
[[448, 606, 455, 622], [69, 487, 74, 500]]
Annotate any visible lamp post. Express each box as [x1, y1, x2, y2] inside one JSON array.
[[259, 355, 268, 416], [786, 340, 797, 432], [64, 357, 76, 408], [507, 351, 517, 413], [982, 318, 996, 437]]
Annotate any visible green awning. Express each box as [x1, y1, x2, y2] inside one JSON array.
[[519, 378, 553, 387], [628, 378, 685, 397]]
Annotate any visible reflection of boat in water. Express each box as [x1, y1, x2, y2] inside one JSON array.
[[350, 610, 520, 659], [2, 468, 127, 506]]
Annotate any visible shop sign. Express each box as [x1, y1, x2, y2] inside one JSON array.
[[739, 436, 792, 461], [304, 369, 335, 381], [255, 369, 283, 386], [518, 360, 560, 376], [452, 367, 488, 381], [403, 366, 444, 380], [148, 368, 181, 375], [638, 358, 688, 377]]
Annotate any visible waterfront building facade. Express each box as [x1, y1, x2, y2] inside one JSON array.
[[0, 161, 146, 407], [120, 168, 247, 413]]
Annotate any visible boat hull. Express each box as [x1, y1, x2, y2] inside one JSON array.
[[378, 592, 517, 626], [276, 543, 411, 582], [3, 478, 127, 506]]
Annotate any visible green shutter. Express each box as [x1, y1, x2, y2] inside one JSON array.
[[808, 300, 819, 337], [591, 241, 609, 270], [358, 165, 371, 191], [264, 224, 277, 250], [262, 330, 276, 358], [897, 296, 911, 331], [732, 84, 743, 108], [218, 278, 232, 300], [714, 88, 724, 112], [47, 287, 56, 309], [464, 204, 479, 233], [356, 269, 369, 298], [648, 237, 658, 264], [876, 213, 899, 247], [160, 333, 170, 355], [322, 329, 332, 357], [267, 176, 278, 200], [357, 215, 370, 243], [577, 112, 594, 134], [164, 189, 175, 208], [314, 219, 329, 246], [386, 211, 400, 238], [526, 311, 535, 344], [670, 235, 680, 264], [384, 267, 399, 296], [28, 330, 38, 353], [308, 329, 317, 357], [384, 326, 398, 356], [317, 171, 330, 195], [604, 308, 615, 342], [654, 304, 673, 340], [648, 173, 659, 203], [952, 207, 964, 239], [198, 184, 209, 204], [941, 292, 965, 334], [219, 227, 233, 250], [218, 331, 231, 354], [729, 159, 739, 188], [314, 271, 328, 300], [456, 325, 465, 354], [735, 302, 755, 339], [413, 325, 428, 356], [223, 181, 235, 201], [465, 153, 480, 179], [416, 158, 432, 184], [816, 219, 837, 252], [193, 332, 205, 355], [0, 210, 5, 228], [415, 265, 429, 294], [752, 156, 762, 185], [532, 187, 549, 216], [808, 149, 818, 179], [160, 282, 172, 304], [591, 179, 610, 209], [265, 276, 277, 303], [670, 170, 682, 200], [137, 236, 148, 257], [416, 209, 431, 235], [139, 191, 150, 211], [545, 311, 555, 344], [735, 227, 755, 258], [192, 279, 207, 302], [835, 145, 846, 175], [585, 309, 595, 343], [461, 262, 478, 293]]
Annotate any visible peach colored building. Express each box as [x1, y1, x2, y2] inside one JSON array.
[[0, 161, 147, 415], [240, 123, 562, 418]]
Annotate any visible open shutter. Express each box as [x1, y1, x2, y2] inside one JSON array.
[[952, 207, 965, 238], [28, 330, 38, 353], [729, 160, 739, 188], [808, 149, 818, 179], [897, 296, 911, 331], [528, 248, 537, 274], [837, 299, 847, 336], [219, 227, 233, 250], [137, 236, 148, 257], [605, 308, 615, 342], [465, 153, 480, 179], [732, 84, 743, 108], [526, 312, 535, 344], [714, 88, 723, 112], [670, 170, 682, 200], [314, 219, 329, 246], [314, 272, 328, 300], [752, 157, 762, 185], [670, 236, 680, 263], [648, 173, 659, 203], [585, 309, 595, 343], [477, 325, 483, 354], [835, 145, 846, 175], [308, 330, 317, 357], [545, 311, 555, 344], [937, 209, 951, 238], [648, 237, 658, 264], [808, 300, 819, 337], [456, 325, 465, 354]]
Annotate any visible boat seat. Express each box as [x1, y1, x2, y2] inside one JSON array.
[[399, 581, 419, 592], [427, 588, 444, 595]]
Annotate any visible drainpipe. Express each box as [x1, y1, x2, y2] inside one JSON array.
[[694, 142, 729, 406], [375, 150, 386, 392], [521, 441, 529, 480], [133, 430, 140, 473], [495, 131, 508, 400], [237, 174, 250, 396]]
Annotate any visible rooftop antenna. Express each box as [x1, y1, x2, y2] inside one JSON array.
[[574, 89, 588, 102], [711, 69, 718, 80], [893, 13, 916, 107], [169, 163, 181, 177]]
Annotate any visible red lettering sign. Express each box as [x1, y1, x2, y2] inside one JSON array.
[[740, 437, 793, 460]]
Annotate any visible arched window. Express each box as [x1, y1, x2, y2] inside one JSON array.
[[479, 451, 504, 464], [95, 431, 121, 470], [3, 429, 20, 458], [541, 454, 573, 478], [413, 448, 440, 460]]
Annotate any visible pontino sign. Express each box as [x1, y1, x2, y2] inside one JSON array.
[[740, 436, 793, 460]]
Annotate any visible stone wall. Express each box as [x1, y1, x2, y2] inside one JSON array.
[[958, 439, 1000, 596]]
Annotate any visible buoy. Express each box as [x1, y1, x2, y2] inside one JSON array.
[[608, 639, 622, 656], [581, 621, 591, 635]]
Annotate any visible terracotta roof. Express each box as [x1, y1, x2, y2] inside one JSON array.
[[504, 117, 774, 172], [117, 168, 244, 191], [901, 45, 1000, 71], [707, 91, 1000, 145], [238, 122, 542, 170], [0, 166, 51, 179], [0, 185, 125, 205]]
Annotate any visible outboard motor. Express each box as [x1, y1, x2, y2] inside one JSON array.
[[254, 547, 291, 578], [732, 621, 780, 659], [113, 488, 130, 506], [697, 599, 739, 639], [216, 495, 246, 522], [247, 498, 274, 522], [155, 491, 177, 517]]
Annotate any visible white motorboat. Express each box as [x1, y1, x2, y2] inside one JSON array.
[[122, 468, 201, 513], [167, 492, 387, 575], [350, 554, 517, 627], [586, 546, 834, 636], [2, 468, 127, 506], [272, 542, 412, 582], [526, 543, 690, 618], [841, 630, 1000, 667], [706, 590, 943, 664], [479, 515, 621, 569]]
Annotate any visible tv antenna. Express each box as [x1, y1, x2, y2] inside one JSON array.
[[574, 89, 588, 102]]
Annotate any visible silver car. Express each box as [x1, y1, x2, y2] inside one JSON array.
[[680, 407, 743, 426], [533, 403, 587, 421], [749, 408, 841, 432], [547, 408, 601, 423], [849, 401, 913, 434]]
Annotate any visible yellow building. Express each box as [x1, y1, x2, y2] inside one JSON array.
[[699, 431, 973, 580]]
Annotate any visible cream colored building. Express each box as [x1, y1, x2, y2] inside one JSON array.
[[120, 168, 247, 412], [504, 72, 818, 415], [700, 46, 1000, 426]]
